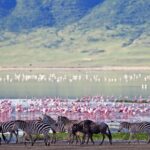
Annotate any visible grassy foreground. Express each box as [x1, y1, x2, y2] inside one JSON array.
[[58, 133, 148, 141], [22, 132, 148, 141]]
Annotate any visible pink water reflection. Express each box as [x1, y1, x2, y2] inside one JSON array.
[[0, 96, 150, 122]]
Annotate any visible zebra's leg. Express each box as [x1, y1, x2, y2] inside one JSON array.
[[12, 130, 19, 144], [135, 133, 140, 144], [15, 130, 19, 144], [24, 133, 33, 146], [31, 134, 39, 146], [7, 132, 13, 144], [68, 133, 74, 144], [44, 134, 50, 146], [51, 133, 56, 144], [29, 134, 34, 146], [147, 133, 150, 144], [22, 132, 27, 146], [128, 133, 134, 144], [131, 133, 139, 143], [1, 132, 7, 143], [99, 134, 105, 145], [33, 134, 38, 144], [68, 132, 72, 144]]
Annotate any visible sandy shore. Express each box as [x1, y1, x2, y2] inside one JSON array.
[[0, 66, 150, 71], [1, 142, 150, 150]]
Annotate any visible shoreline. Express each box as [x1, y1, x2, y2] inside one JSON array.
[[0, 66, 150, 71]]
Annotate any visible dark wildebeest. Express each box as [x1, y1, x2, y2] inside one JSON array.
[[57, 116, 80, 143], [71, 120, 112, 145]]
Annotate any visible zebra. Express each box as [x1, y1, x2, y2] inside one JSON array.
[[42, 114, 57, 128], [0, 121, 18, 144], [12, 120, 56, 146], [0, 125, 6, 145], [57, 116, 80, 143], [41, 114, 58, 143], [57, 116, 79, 132], [118, 121, 150, 143]]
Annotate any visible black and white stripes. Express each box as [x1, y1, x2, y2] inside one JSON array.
[[118, 121, 150, 143], [13, 120, 56, 146], [0, 121, 18, 143]]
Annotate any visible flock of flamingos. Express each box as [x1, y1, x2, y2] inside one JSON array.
[[0, 96, 150, 123], [0, 72, 149, 90]]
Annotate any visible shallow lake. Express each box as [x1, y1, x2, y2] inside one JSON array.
[[0, 70, 149, 100]]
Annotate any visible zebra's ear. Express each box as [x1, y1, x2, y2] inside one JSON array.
[[42, 113, 46, 116], [38, 117, 42, 121], [110, 120, 120, 123]]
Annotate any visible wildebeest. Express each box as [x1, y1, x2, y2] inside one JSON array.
[[72, 120, 112, 145]]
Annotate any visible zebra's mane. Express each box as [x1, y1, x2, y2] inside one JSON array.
[[58, 116, 70, 123], [43, 114, 56, 124]]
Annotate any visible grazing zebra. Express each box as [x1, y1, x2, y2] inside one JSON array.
[[42, 114, 57, 128], [118, 121, 150, 143], [41, 114, 58, 143], [57, 116, 79, 132], [13, 120, 56, 146], [0, 121, 18, 144], [57, 116, 80, 143]]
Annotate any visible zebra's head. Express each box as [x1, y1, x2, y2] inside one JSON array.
[[42, 114, 59, 131], [42, 114, 56, 125], [57, 116, 70, 132], [57, 116, 70, 125], [118, 122, 130, 132]]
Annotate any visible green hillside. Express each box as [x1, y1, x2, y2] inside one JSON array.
[[0, 0, 149, 67]]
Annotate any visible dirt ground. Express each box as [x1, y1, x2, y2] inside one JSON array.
[[1, 142, 150, 150]]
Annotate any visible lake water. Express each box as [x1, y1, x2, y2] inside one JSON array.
[[0, 70, 149, 99], [0, 69, 150, 123]]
